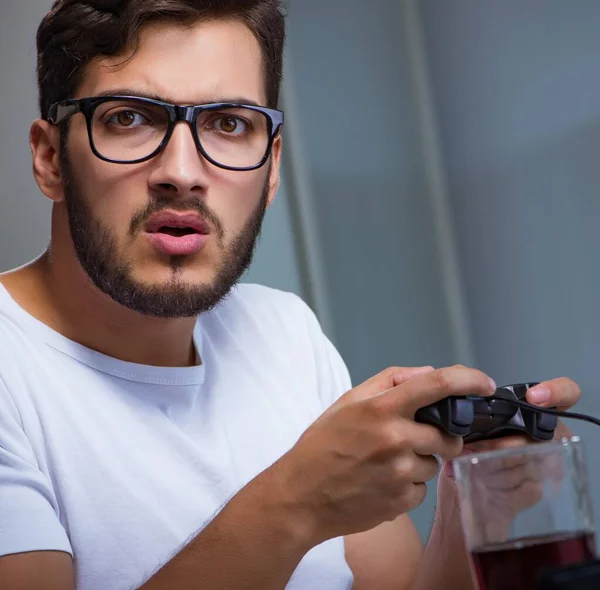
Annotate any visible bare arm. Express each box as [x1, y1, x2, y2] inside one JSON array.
[[0, 552, 75, 590], [344, 490, 472, 590], [0, 366, 494, 590], [345, 515, 423, 590], [0, 512, 426, 590], [0, 468, 313, 590], [144, 366, 482, 590], [0, 510, 427, 590], [349, 500, 473, 590], [139, 466, 313, 590], [410, 493, 474, 590]]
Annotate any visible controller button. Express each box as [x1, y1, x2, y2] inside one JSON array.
[[452, 398, 475, 427], [537, 412, 558, 432], [489, 398, 518, 417]]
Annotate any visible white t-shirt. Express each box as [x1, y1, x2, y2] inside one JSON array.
[[0, 282, 354, 590]]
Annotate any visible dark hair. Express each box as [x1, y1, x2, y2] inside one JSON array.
[[36, 0, 286, 120]]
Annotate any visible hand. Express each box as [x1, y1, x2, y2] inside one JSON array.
[[444, 377, 581, 473], [270, 365, 497, 546], [438, 377, 581, 539]]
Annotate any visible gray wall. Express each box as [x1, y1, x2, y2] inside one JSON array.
[[284, 0, 460, 539], [420, 0, 600, 391], [3, 0, 600, 545], [0, 1, 53, 271], [419, 0, 600, 537], [286, 0, 458, 386], [285, 0, 600, 541]]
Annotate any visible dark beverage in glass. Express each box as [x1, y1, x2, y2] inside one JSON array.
[[471, 531, 596, 590], [453, 437, 596, 590]]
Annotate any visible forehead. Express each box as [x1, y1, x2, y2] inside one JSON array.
[[76, 19, 266, 105]]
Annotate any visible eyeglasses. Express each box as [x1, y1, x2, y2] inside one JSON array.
[[47, 95, 284, 171]]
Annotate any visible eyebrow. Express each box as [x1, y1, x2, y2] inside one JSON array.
[[94, 89, 263, 107]]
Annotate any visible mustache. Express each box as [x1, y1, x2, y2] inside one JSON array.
[[129, 195, 225, 240]]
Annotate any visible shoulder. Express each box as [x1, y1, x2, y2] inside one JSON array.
[[0, 286, 41, 368], [220, 282, 311, 315], [0, 300, 31, 370], [0, 317, 32, 436], [209, 283, 352, 408], [0, 310, 38, 419], [211, 282, 321, 336]]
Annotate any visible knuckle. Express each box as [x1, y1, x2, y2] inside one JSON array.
[[432, 368, 454, 395], [367, 394, 392, 419], [379, 366, 404, 384], [391, 455, 417, 480], [380, 425, 408, 452], [406, 483, 427, 510], [443, 435, 464, 458], [426, 457, 441, 479], [476, 368, 492, 386]]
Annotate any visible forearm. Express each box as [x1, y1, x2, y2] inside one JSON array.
[[411, 496, 476, 590], [139, 469, 313, 590]]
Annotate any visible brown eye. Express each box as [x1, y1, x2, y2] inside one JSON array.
[[220, 117, 239, 133], [117, 111, 137, 126]]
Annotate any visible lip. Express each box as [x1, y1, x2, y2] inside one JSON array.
[[144, 210, 210, 256], [144, 211, 210, 235], [147, 232, 208, 256]]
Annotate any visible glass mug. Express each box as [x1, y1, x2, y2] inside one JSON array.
[[453, 437, 596, 590]]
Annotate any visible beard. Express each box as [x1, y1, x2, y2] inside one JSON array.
[[60, 152, 269, 318]]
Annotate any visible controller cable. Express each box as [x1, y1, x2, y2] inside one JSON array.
[[469, 396, 600, 428]]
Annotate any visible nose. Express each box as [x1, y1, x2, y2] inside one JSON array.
[[147, 121, 210, 197]]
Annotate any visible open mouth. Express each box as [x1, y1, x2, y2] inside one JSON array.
[[145, 219, 209, 256], [156, 226, 199, 237], [144, 211, 210, 256]]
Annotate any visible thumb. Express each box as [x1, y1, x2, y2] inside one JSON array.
[[336, 365, 436, 406]]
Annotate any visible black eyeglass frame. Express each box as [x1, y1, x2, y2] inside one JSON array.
[[47, 95, 284, 171]]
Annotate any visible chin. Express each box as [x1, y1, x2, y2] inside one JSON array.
[[137, 262, 215, 285]]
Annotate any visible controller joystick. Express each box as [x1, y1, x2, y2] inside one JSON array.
[[415, 382, 558, 444]]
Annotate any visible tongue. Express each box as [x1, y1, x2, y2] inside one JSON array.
[[159, 227, 196, 237]]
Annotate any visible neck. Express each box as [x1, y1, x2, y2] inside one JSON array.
[[2, 249, 199, 368]]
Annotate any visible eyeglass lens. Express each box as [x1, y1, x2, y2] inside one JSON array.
[[90, 99, 271, 167]]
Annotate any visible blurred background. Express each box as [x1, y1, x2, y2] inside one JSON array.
[[2, 0, 600, 543]]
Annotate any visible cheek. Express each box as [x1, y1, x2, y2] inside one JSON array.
[[212, 173, 267, 235], [66, 133, 148, 234], [77, 173, 141, 236]]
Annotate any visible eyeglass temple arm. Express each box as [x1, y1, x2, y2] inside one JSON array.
[[47, 100, 82, 124]]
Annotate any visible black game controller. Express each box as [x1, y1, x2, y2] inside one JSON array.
[[415, 382, 558, 444]]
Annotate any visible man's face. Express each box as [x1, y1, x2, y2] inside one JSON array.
[[58, 19, 281, 317]]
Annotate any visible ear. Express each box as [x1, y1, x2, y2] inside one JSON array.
[[30, 119, 65, 203], [266, 134, 282, 208]]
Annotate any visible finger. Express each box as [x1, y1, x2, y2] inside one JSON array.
[[485, 463, 544, 491], [404, 421, 464, 459], [394, 482, 428, 514], [384, 365, 496, 416], [479, 452, 544, 480], [527, 377, 581, 411], [390, 454, 441, 485], [554, 420, 573, 441], [442, 448, 474, 481], [465, 435, 530, 455], [390, 366, 437, 386], [342, 366, 435, 404], [412, 455, 442, 483]]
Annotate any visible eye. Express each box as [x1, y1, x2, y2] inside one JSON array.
[[108, 110, 149, 128], [213, 116, 247, 135]]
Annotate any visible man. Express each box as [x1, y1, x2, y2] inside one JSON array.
[[0, 1, 581, 589]]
